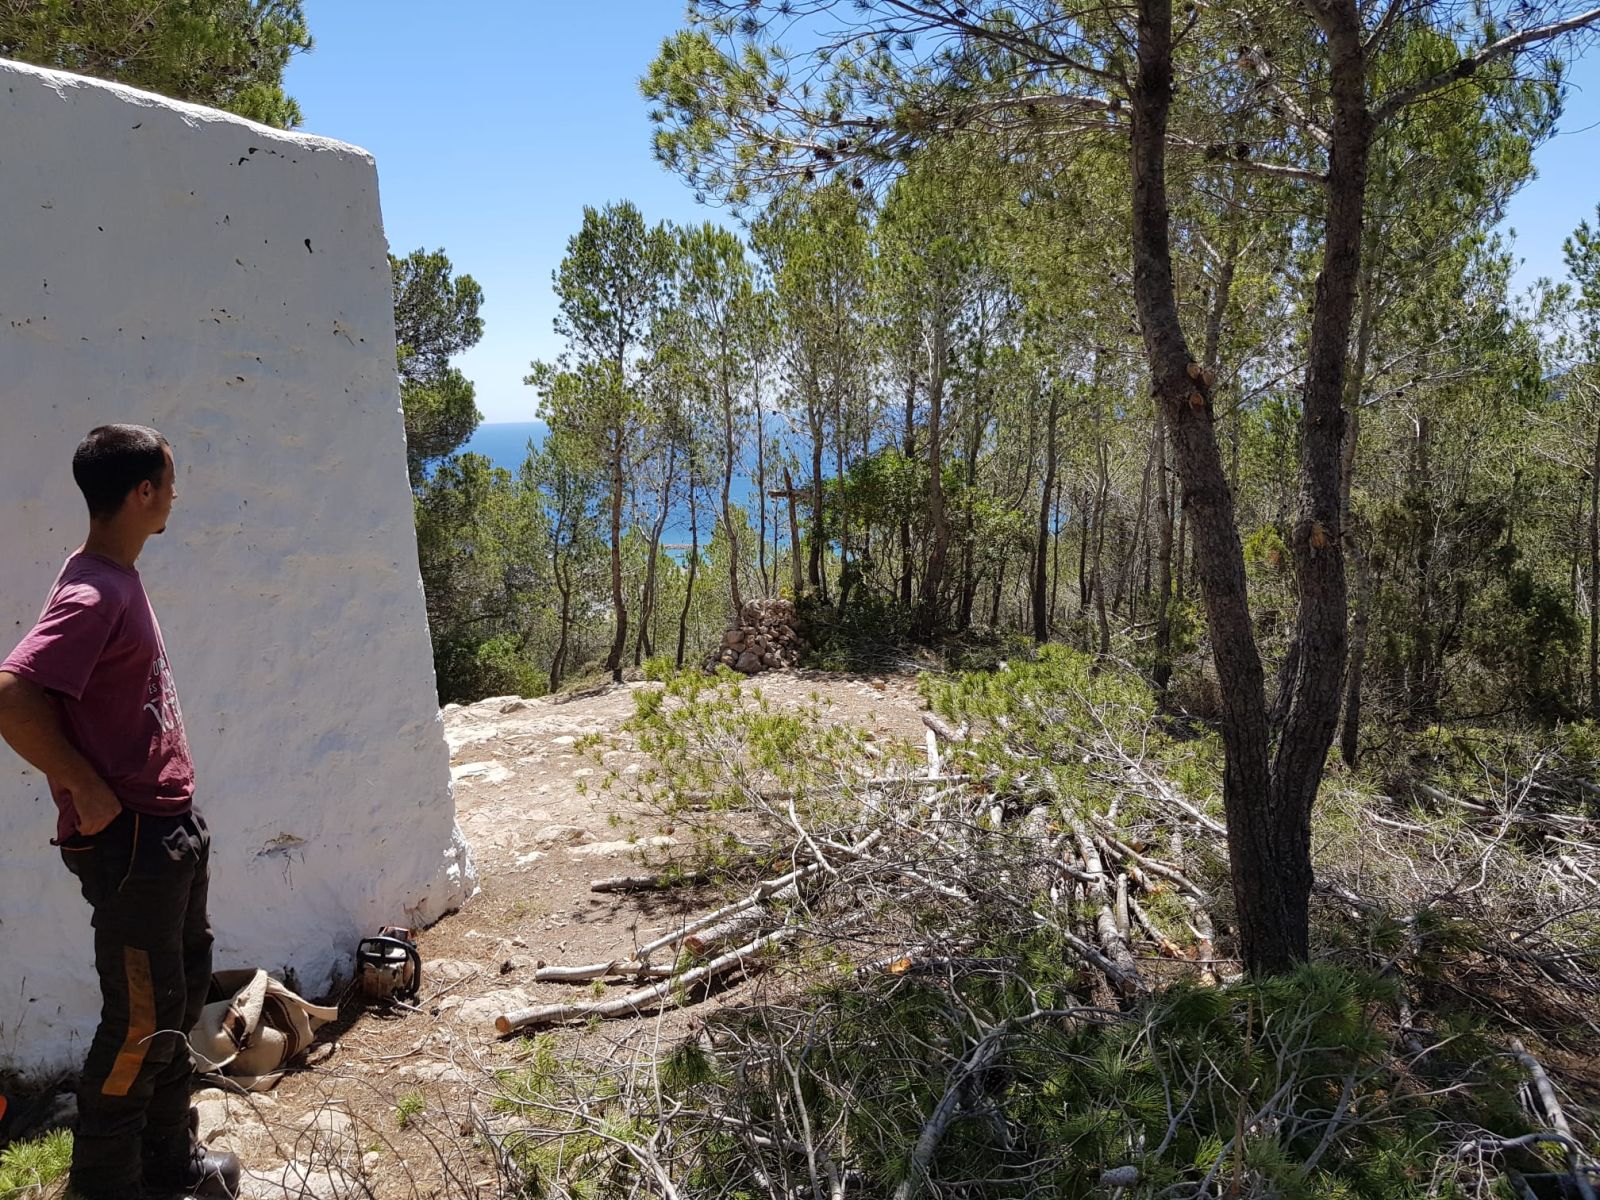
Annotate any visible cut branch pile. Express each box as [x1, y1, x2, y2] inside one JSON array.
[[486, 664, 1600, 1200]]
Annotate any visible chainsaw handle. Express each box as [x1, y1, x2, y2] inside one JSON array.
[[357, 935, 422, 1000]]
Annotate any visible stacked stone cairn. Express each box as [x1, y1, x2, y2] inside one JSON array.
[[710, 598, 808, 674]]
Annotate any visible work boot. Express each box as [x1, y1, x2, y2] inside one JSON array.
[[141, 1111, 241, 1199], [141, 1142, 241, 1198]]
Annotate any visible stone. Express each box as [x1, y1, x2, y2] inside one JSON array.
[[194, 1096, 231, 1142], [451, 760, 511, 784], [446, 987, 532, 1029], [394, 1060, 466, 1084], [734, 651, 762, 674], [427, 958, 478, 985], [534, 824, 593, 846], [569, 835, 677, 858]]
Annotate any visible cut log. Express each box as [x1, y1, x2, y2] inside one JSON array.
[[495, 928, 795, 1033], [590, 871, 708, 893], [921, 712, 968, 743]]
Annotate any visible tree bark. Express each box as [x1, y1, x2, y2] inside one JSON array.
[[1337, 238, 1378, 764], [634, 446, 676, 666], [756, 395, 770, 598], [914, 321, 950, 642], [807, 393, 826, 600], [785, 462, 804, 600], [1077, 485, 1092, 611], [551, 560, 573, 693], [1050, 473, 1064, 631], [1153, 411, 1175, 690], [1130, 0, 1363, 974], [1590, 408, 1599, 717], [677, 447, 700, 670], [1091, 420, 1112, 657], [1268, 0, 1365, 961], [901, 374, 916, 608], [604, 428, 628, 683], [1034, 381, 1061, 643], [1340, 544, 1371, 767], [722, 376, 744, 620]]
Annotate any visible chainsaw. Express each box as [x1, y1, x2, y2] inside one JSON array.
[[355, 925, 422, 1002]]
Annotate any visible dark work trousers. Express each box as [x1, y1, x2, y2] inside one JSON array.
[[59, 808, 212, 1197]]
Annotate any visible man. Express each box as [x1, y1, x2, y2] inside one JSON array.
[[0, 426, 241, 1200]]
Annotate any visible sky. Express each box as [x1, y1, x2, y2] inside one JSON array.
[[285, 3, 1600, 425]]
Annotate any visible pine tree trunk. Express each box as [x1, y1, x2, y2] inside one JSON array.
[[808, 399, 826, 600], [836, 386, 852, 615], [722, 390, 743, 620], [914, 322, 950, 642], [1077, 485, 1091, 611], [634, 449, 676, 667], [1091, 424, 1112, 657], [551, 565, 572, 694], [785, 463, 804, 600], [1120, 432, 1156, 619], [605, 429, 628, 684], [1589, 408, 1599, 717], [1337, 242, 1378, 763], [1130, 0, 1363, 975], [757, 397, 770, 597], [1034, 384, 1061, 643], [677, 451, 700, 670], [1050, 475, 1064, 631], [900, 375, 916, 608], [1340, 543, 1371, 767], [1409, 413, 1438, 717], [1154, 411, 1175, 690]]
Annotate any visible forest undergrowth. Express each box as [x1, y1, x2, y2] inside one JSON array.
[[476, 648, 1600, 1200]]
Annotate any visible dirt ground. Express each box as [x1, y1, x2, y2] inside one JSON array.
[[188, 669, 927, 1198]]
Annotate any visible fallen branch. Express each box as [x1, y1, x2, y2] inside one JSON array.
[[921, 712, 968, 743], [533, 961, 678, 983], [590, 871, 709, 893], [1061, 930, 1149, 997], [1094, 827, 1211, 902], [625, 829, 881, 963], [1511, 1038, 1599, 1200], [892, 1008, 1117, 1200], [496, 928, 797, 1034], [682, 907, 768, 958]]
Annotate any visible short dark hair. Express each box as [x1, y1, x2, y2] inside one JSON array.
[[72, 425, 171, 520]]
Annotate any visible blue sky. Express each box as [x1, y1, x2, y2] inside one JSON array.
[[285, 3, 1600, 424]]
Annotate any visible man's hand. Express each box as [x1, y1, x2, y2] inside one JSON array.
[[68, 773, 122, 835], [0, 672, 121, 832]]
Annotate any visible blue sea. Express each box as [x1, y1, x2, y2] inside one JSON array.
[[455, 421, 771, 552], [459, 421, 547, 472]]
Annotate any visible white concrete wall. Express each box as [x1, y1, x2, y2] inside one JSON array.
[[0, 59, 475, 1076]]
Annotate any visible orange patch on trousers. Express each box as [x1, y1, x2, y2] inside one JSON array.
[[102, 947, 155, 1097]]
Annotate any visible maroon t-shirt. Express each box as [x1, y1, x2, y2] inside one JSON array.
[[2, 552, 195, 842]]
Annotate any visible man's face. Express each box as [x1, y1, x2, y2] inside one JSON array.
[[142, 447, 177, 535]]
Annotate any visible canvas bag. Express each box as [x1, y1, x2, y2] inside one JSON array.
[[188, 969, 338, 1092]]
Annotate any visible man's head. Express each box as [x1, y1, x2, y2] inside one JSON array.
[[72, 424, 177, 534]]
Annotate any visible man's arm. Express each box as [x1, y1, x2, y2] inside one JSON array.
[[0, 671, 121, 835]]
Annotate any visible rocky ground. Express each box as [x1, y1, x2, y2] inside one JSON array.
[[103, 669, 926, 1199]]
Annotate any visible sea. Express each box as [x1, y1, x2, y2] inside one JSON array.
[[458, 421, 546, 472], [455, 421, 768, 552]]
